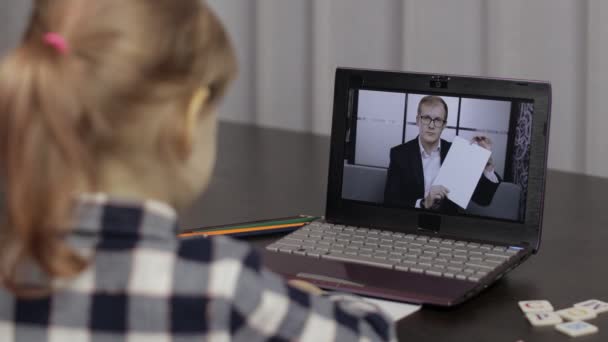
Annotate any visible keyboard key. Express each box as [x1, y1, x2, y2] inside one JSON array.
[[266, 244, 280, 252], [425, 269, 443, 277], [465, 262, 494, 270], [447, 266, 463, 272], [484, 252, 510, 259], [400, 259, 417, 266], [306, 251, 320, 258], [410, 267, 424, 274], [468, 275, 482, 282], [279, 246, 297, 254]]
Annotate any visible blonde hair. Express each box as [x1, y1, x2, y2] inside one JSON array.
[[417, 95, 448, 121], [0, 0, 236, 296]]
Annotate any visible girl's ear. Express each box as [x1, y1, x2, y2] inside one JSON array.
[[177, 87, 210, 160]]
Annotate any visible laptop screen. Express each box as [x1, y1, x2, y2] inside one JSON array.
[[341, 89, 534, 223]]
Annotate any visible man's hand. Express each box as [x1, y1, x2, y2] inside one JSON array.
[[424, 185, 450, 210], [472, 135, 495, 172]]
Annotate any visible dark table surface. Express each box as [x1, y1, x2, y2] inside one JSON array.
[[181, 122, 608, 342]]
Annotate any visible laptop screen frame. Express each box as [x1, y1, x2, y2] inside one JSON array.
[[325, 68, 552, 252]]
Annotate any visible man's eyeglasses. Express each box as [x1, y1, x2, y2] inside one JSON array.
[[418, 115, 446, 127]]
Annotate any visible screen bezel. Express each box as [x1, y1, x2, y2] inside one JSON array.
[[326, 68, 551, 252]]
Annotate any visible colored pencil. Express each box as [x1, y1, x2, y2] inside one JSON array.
[[178, 215, 319, 238]]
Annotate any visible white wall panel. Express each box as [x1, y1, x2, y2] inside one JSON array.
[[355, 91, 406, 168], [459, 99, 511, 132]]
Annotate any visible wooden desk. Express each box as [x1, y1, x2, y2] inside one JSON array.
[[182, 122, 608, 342]]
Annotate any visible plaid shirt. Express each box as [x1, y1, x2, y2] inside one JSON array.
[[0, 194, 395, 341]]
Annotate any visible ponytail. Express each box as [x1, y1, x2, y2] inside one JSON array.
[[0, 0, 236, 297], [0, 46, 89, 296]]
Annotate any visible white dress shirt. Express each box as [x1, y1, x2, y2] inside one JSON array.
[[415, 138, 498, 208]]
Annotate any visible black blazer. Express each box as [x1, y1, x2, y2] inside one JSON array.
[[383, 137, 500, 214]]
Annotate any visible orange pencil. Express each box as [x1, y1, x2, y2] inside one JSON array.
[[178, 222, 307, 238]]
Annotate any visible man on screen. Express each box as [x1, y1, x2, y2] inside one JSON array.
[[384, 95, 500, 213]]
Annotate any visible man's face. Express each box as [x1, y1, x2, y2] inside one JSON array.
[[417, 103, 447, 146]]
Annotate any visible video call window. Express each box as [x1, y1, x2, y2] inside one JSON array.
[[342, 89, 534, 223]]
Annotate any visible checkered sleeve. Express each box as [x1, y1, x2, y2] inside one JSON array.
[[211, 236, 396, 342]]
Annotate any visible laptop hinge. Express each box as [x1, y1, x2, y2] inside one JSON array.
[[417, 214, 441, 234]]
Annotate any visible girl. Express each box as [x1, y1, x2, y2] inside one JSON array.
[[0, 1, 395, 341]]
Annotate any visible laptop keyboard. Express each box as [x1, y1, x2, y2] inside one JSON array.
[[266, 221, 522, 283]]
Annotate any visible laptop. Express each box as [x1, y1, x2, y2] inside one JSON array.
[[263, 68, 551, 306]]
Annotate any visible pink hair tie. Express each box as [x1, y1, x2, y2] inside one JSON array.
[[43, 32, 69, 55]]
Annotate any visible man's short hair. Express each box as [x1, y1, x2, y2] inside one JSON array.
[[417, 95, 448, 121]]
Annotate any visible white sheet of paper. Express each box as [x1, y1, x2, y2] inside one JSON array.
[[361, 297, 421, 322], [432, 136, 491, 209]]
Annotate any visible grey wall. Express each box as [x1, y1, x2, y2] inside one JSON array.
[[206, 0, 608, 178], [0, 1, 30, 54], [2, 0, 608, 178]]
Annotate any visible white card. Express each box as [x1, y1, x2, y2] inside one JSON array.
[[360, 297, 421, 322], [556, 307, 597, 321], [526, 312, 563, 326], [432, 136, 491, 209], [555, 321, 598, 337], [574, 299, 608, 314], [518, 300, 554, 313]]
